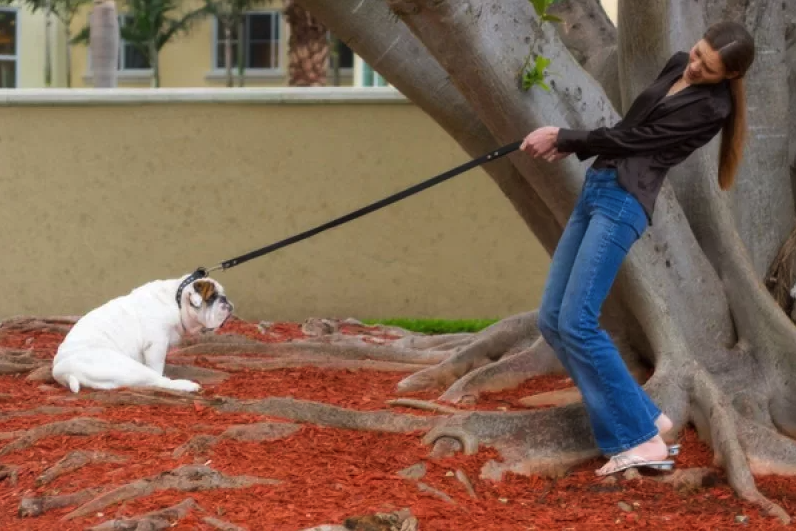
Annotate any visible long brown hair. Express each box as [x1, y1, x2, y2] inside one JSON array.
[[703, 21, 755, 190]]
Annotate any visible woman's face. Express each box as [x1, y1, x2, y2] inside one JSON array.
[[685, 39, 736, 84]]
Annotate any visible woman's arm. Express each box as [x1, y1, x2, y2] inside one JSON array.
[[522, 98, 728, 161]]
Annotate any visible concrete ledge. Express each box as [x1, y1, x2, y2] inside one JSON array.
[[0, 87, 409, 106]]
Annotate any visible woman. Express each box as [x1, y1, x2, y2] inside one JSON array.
[[519, 21, 756, 476]]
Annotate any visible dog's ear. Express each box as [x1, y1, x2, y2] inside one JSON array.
[[193, 280, 217, 301], [189, 280, 216, 308]]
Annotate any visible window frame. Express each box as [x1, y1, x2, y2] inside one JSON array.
[[208, 10, 284, 79], [0, 6, 19, 89], [118, 14, 151, 72], [83, 12, 153, 83], [327, 33, 354, 74]]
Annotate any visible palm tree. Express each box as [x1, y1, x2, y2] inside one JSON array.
[[282, 0, 327, 86], [75, 0, 210, 87], [89, 0, 119, 87], [204, 0, 270, 87]]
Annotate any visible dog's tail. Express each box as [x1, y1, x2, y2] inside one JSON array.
[[67, 374, 80, 393]]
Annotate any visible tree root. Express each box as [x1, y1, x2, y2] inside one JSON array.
[[177, 333, 262, 348], [438, 339, 562, 403], [63, 390, 440, 434], [386, 399, 462, 414], [86, 497, 202, 530], [212, 357, 429, 373], [0, 348, 47, 375], [0, 315, 77, 336], [162, 364, 230, 384], [173, 434, 219, 459], [173, 342, 449, 365], [416, 482, 456, 504], [421, 406, 599, 479], [454, 469, 477, 499], [19, 487, 106, 517], [654, 467, 720, 493], [0, 464, 19, 486], [0, 406, 104, 421], [26, 364, 55, 382], [36, 450, 128, 486], [342, 508, 419, 531], [64, 465, 280, 520], [395, 312, 540, 393], [173, 422, 301, 458], [392, 333, 474, 351], [0, 417, 163, 457], [691, 366, 791, 524]]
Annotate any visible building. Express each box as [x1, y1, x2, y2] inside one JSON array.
[[0, 0, 615, 89], [0, 0, 391, 89]]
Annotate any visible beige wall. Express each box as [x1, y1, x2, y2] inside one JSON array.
[[0, 90, 550, 321]]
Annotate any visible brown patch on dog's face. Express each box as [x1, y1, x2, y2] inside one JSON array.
[[193, 280, 217, 302]]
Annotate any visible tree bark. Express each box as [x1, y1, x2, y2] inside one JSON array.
[[88, 0, 119, 88], [284, 0, 329, 87], [149, 40, 159, 88], [224, 22, 233, 88]]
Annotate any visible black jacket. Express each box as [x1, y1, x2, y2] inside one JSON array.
[[556, 52, 732, 222]]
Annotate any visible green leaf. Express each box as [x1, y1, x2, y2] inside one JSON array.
[[70, 25, 90, 44], [529, 0, 546, 17], [541, 14, 563, 23], [521, 54, 552, 92], [535, 55, 551, 71]]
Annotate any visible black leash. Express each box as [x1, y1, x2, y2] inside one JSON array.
[[176, 140, 522, 307]]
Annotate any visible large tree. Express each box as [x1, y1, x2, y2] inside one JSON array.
[[261, 0, 796, 522]]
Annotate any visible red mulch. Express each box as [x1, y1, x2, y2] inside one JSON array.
[[0, 320, 795, 530]]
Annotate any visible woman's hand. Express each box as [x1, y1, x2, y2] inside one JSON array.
[[543, 149, 572, 163], [520, 126, 561, 159]]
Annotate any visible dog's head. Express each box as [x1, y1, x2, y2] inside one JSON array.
[[180, 277, 234, 331]]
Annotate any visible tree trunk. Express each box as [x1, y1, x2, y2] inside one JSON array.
[[149, 41, 159, 88], [329, 36, 340, 87], [44, 0, 52, 87], [295, 0, 796, 522], [284, 0, 328, 87], [224, 23, 233, 88], [88, 0, 119, 88], [236, 18, 245, 87]]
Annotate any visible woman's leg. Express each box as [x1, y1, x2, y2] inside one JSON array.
[[537, 192, 590, 380], [556, 184, 666, 466]]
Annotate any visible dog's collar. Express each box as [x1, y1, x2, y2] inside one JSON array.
[[175, 268, 209, 309]]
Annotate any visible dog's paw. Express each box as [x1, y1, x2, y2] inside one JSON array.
[[168, 379, 201, 393]]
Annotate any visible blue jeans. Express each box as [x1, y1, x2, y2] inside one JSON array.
[[538, 167, 660, 454]]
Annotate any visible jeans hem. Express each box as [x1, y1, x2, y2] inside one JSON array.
[[599, 427, 660, 455]]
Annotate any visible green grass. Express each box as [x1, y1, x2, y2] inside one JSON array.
[[362, 318, 498, 335]]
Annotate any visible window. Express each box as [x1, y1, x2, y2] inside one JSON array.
[[358, 62, 388, 88], [214, 12, 281, 70], [328, 35, 354, 70], [119, 15, 150, 70], [0, 8, 17, 88]]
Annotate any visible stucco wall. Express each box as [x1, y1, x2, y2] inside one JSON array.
[[0, 88, 550, 321]]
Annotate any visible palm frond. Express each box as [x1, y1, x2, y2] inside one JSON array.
[[70, 24, 90, 44], [156, 5, 211, 49]]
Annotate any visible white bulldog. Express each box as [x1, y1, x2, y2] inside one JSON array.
[[52, 275, 234, 393]]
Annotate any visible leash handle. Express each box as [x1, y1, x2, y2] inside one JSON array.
[[216, 140, 522, 272]]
